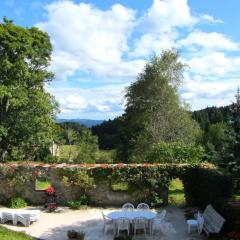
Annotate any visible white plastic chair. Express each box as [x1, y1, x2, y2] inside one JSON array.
[[151, 209, 167, 235], [133, 217, 148, 236], [137, 203, 150, 210], [1, 212, 14, 224], [122, 203, 134, 211], [116, 217, 131, 236], [101, 211, 114, 234], [187, 212, 204, 234]]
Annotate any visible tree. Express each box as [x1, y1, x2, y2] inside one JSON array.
[[58, 122, 99, 163], [203, 122, 235, 164], [117, 50, 200, 162], [0, 18, 58, 161]]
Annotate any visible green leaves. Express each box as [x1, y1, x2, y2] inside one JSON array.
[[117, 50, 200, 162], [0, 18, 58, 161]]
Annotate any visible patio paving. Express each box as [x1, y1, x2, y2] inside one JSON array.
[[1, 206, 205, 240]]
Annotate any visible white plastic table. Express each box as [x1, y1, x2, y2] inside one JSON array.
[[106, 210, 157, 235], [107, 210, 156, 220]]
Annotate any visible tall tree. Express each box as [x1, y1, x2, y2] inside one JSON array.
[[117, 50, 200, 162], [0, 18, 58, 161], [232, 87, 240, 162]]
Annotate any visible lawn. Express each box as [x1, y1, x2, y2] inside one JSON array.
[[168, 178, 186, 207], [35, 178, 51, 191], [0, 226, 33, 240]]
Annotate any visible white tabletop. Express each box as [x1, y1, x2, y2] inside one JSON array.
[[106, 210, 156, 220]]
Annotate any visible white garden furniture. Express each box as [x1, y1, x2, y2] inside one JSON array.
[[202, 204, 225, 236], [151, 209, 167, 235], [101, 211, 114, 234], [137, 203, 149, 210], [122, 203, 134, 211], [187, 212, 204, 234], [0, 209, 40, 227], [133, 217, 148, 236], [115, 217, 131, 236]]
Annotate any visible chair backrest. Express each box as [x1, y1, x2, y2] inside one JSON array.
[[101, 211, 107, 222], [203, 205, 225, 234], [116, 217, 130, 228], [197, 212, 204, 233], [137, 203, 149, 210], [157, 209, 166, 222], [122, 203, 134, 210], [133, 217, 148, 227]]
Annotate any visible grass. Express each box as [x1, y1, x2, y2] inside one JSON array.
[[111, 182, 129, 191], [0, 226, 33, 240], [35, 179, 51, 191], [60, 145, 115, 163], [168, 178, 186, 207], [60, 145, 80, 162]]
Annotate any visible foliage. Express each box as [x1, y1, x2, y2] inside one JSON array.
[[9, 197, 27, 209], [146, 142, 204, 163], [58, 122, 99, 163], [68, 195, 89, 209], [192, 105, 232, 131], [203, 122, 235, 164], [91, 117, 122, 150], [150, 193, 164, 207], [168, 178, 186, 207], [182, 167, 233, 208], [0, 18, 58, 162], [229, 88, 240, 180], [0, 164, 233, 209], [67, 230, 85, 240], [95, 150, 115, 163], [117, 50, 200, 162], [56, 168, 95, 190], [0, 226, 33, 240]]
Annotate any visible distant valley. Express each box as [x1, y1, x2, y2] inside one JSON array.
[[56, 119, 104, 127]]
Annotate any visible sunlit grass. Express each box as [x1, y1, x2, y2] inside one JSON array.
[[169, 178, 186, 207], [0, 226, 33, 240]]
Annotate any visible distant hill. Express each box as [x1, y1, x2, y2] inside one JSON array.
[[56, 119, 104, 128]]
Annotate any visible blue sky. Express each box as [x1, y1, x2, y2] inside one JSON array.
[[1, 0, 240, 120]]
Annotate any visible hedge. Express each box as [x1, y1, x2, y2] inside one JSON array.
[[0, 162, 233, 208]]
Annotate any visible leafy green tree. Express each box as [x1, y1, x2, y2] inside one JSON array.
[[58, 122, 99, 163], [0, 18, 58, 161], [117, 50, 200, 162], [203, 122, 235, 164]]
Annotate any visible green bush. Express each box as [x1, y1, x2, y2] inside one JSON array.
[[9, 197, 27, 209], [68, 195, 89, 209], [182, 167, 233, 208], [146, 142, 204, 163]]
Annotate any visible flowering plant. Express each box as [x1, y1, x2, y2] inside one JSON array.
[[47, 203, 57, 212], [45, 186, 55, 194]]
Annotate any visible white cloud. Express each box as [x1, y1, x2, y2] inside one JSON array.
[[37, 0, 136, 80], [181, 77, 239, 110], [38, 0, 240, 118], [47, 84, 127, 119], [178, 30, 239, 52], [187, 52, 240, 76], [200, 14, 223, 24]]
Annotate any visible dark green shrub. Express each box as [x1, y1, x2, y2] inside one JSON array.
[[68, 195, 89, 209], [146, 142, 204, 163], [182, 167, 233, 208], [9, 197, 27, 209]]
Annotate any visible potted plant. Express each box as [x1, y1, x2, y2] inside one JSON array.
[[67, 230, 85, 240]]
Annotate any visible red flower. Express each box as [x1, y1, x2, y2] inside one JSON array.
[[47, 203, 57, 211], [100, 164, 108, 168], [45, 186, 54, 193]]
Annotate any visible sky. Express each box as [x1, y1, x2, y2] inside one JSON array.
[[1, 0, 240, 120]]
